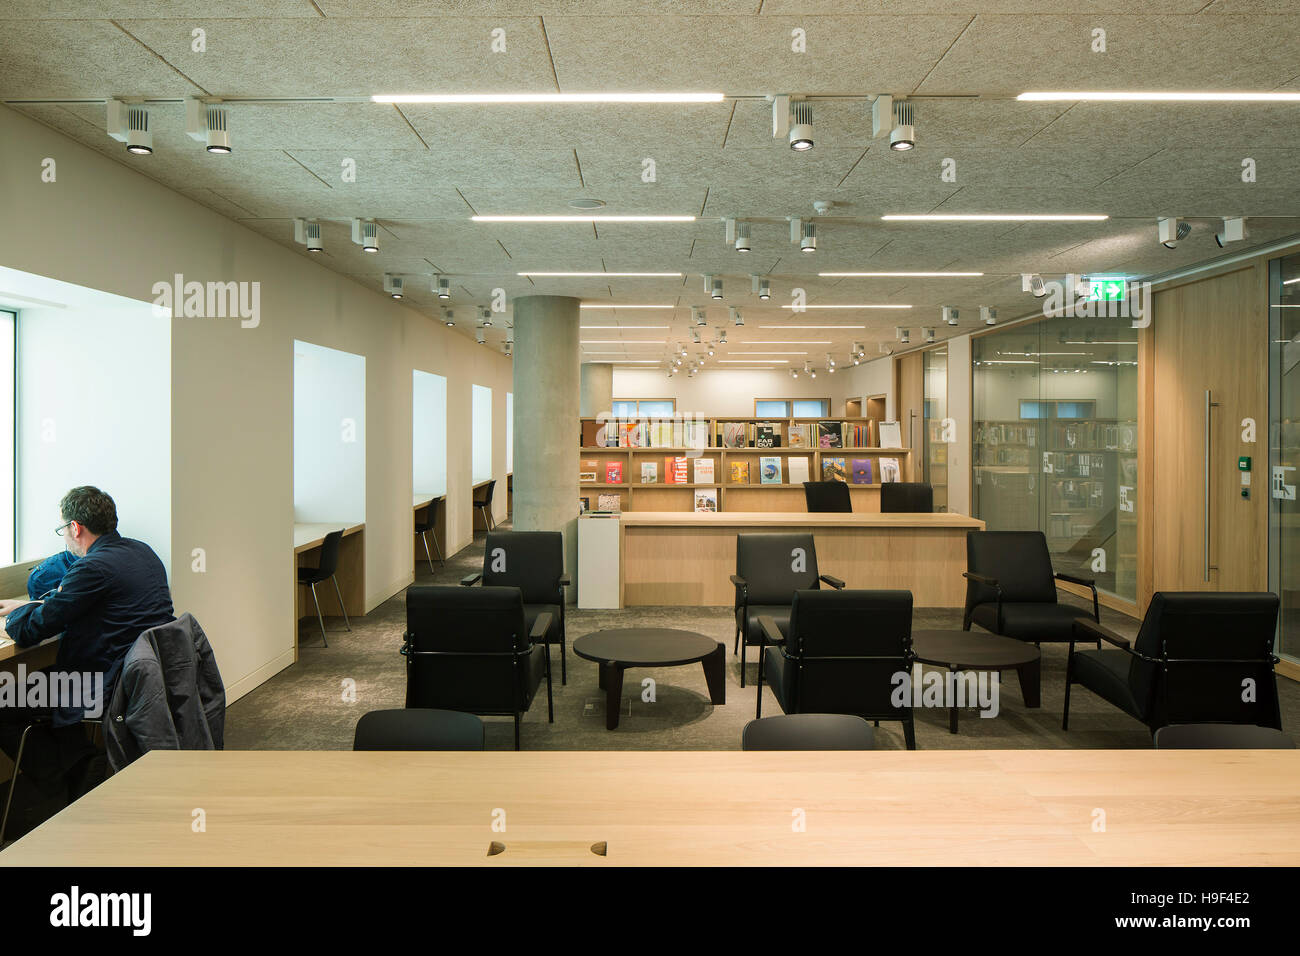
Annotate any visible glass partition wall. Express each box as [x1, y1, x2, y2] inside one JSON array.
[[973, 313, 1139, 602], [1268, 251, 1300, 664], [922, 345, 949, 512]]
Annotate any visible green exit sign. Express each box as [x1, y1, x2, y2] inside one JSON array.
[[1086, 276, 1127, 301]]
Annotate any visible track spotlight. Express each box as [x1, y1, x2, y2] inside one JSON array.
[[1158, 217, 1191, 249], [852, 355, 861, 366], [759, 278, 771, 300], [351, 218, 379, 253], [480, 306, 493, 327], [923, 327, 936, 343], [692, 306, 706, 327], [475, 328, 486, 345], [981, 306, 998, 326], [734, 221, 752, 253], [1215, 217, 1245, 247], [789, 101, 814, 151], [711, 277, 724, 300], [707, 343, 716, 356], [942, 306, 959, 326], [185, 98, 233, 153], [688, 366, 698, 378], [719, 330, 728, 344], [293, 218, 324, 253], [443, 310, 455, 327], [855, 343, 866, 358], [107, 100, 152, 154], [691, 328, 701, 343], [897, 327, 910, 345], [436, 276, 451, 299], [890, 100, 916, 151], [790, 368, 799, 379], [1021, 273, 1047, 297], [730, 307, 744, 326], [799, 222, 817, 254], [383, 274, 404, 299]]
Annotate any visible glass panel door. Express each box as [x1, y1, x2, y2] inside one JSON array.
[[922, 345, 949, 511], [1268, 251, 1300, 663]]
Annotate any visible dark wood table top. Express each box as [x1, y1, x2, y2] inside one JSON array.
[[573, 628, 720, 668], [910, 629, 1040, 669]]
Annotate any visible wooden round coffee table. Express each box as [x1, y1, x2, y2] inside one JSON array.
[[910, 630, 1042, 733], [573, 628, 726, 729]]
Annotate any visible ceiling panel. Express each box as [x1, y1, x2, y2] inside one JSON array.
[[579, 146, 866, 190], [0, 1, 318, 16], [1026, 102, 1300, 149], [285, 146, 582, 190]]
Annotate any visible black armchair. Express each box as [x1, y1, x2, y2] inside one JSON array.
[[755, 589, 916, 749], [402, 585, 553, 750], [462, 530, 570, 684], [731, 532, 845, 687], [802, 480, 852, 513], [1063, 591, 1283, 735], [962, 530, 1099, 643], [880, 481, 934, 513]]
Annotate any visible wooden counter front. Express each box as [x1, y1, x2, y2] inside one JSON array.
[[619, 511, 984, 608]]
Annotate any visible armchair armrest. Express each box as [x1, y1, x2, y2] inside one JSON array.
[[1055, 572, 1100, 621], [757, 615, 786, 648], [460, 572, 482, 587], [1072, 617, 1129, 650], [529, 612, 553, 643], [962, 571, 999, 589], [557, 574, 571, 588], [819, 573, 846, 590], [729, 574, 747, 592]]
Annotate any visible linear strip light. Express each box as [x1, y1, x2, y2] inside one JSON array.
[[1017, 91, 1300, 102], [881, 214, 1108, 222], [780, 304, 912, 309], [819, 271, 984, 277], [724, 351, 808, 355], [718, 359, 790, 364], [606, 360, 666, 364], [582, 340, 672, 344], [520, 271, 682, 277], [373, 92, 725, 104], [579, 304, 676, 308], [743, 340, 832, 344], [581, 325, 671, 329], [479, 216, 694, 223], [760, 325, 867, 329], [1284, 277, 1300, 285]]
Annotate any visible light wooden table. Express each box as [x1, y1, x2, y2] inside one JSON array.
[[619, 511, 985, 607], [4, 749, 1298, 866]]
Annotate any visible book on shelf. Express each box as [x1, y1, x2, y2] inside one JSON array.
[[694, 488, 718, 512], [755, 423, 780, 448], [759, 456, 782, 484], [640, 462, 658, 484], [788, 456, 811, 485], [821, 456, 848, 482], [666, 456, 689, 484], [729, 460, 750, 484], [579, 458, 599, 483], [685, 419, 709, 451], [851, 458, 874, 484], [721, 422, 747, 448], [788, 424, 810, 448], [842, 422, 870, 447], [579, 496, 590, 514], [619, 422, 648, 447], [605, 461, 623, 484], [818, 421, 843, 448], [693, 457, 715, 484], [596, 493, 622, 513], [879, 421, 902, 448], [879, 457, 901, 483]]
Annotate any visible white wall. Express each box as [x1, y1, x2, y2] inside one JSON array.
[[11, 284, 170, 572], [612, 366, 877, 417], [472, 384, 493, 483], [412, 370, 447, 496], [0, 104, 513, 703], [0, 310, 13, 566], [293, 340, 365, 524]]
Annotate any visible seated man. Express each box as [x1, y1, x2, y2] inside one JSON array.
[[26, 550, 78, 600], [0, 486, 174, 816]]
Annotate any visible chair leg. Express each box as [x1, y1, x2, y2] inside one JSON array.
[[310, 582, 327, 648], [331, 575, 351, 631], [755, 647, 764, 719], [420, 532, 436, 575], [560, 638, 567, 686], [1062, 649, 1074, 731], [740, 635, 748, 688], [0, 723, 36, 847], [514, 713, 521, 751], [431, 528, 443, 564], [903, 714, 917, 751], [544, 644, 554, 724]]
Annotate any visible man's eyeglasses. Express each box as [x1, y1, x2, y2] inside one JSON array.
[[55, 521, 72, 537]]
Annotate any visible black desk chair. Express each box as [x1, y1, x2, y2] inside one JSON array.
[[962, 530, 1098, 645], [731, 532, 845, 688], [298, 529, 351, 647], [756, 589, 916, 749], [474, 480, 497, 531], [0, 716, 103, 847], [353, 709, 484, 751], [1153, 724, 1295, 749], [403, 585, 553, 750], [463, 530, 570, 684], [802, 480, 852, 513], [1064, 592, 1283, 736], [881, 481, 934, 513], [413, 499, 444, 573], [742, 714, 875, 751]]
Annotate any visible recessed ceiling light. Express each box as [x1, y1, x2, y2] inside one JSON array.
[[520, 272, 683, 277], [881, 214, 1108, 222], [780, 304, 912, 309], [819, 271, 984, 277], [476, 216, 695, 223], [1017, 91, 1300, 102], [372, 92, 725, 104], [567, 198, 607, 209]]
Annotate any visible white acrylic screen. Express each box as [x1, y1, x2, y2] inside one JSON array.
[[294, 340, 365, 524], [413, 370, 447, 497], [472, 384, 492, 483]]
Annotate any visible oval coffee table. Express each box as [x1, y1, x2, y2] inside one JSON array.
[[910, 630, 1042, 734], [573, 628, 726, 730]]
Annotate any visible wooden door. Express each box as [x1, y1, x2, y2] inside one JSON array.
[[1147, 263, 1268, 604]]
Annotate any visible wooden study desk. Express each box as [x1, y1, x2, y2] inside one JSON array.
[[4, 749, 1298, 866], [292, 523, 364, 658], [618, 511, 984, 607], [0, 597, 59, 670], [412, 493, 446, 569]]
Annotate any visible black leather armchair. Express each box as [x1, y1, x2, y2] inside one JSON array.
[[1063, 591, 1282, 735], [402, 585, 553, 750], [802, 481, 852, 513], [756, 589, 916, 749], [463, 530, 570, 684], [880, 481, 934, 513], [731, 532, 845, 687], [962, 530, 1099, 643]]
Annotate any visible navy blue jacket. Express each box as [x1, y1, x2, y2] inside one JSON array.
[[5, 531, 174, 726], [27, 550, 79, 599]]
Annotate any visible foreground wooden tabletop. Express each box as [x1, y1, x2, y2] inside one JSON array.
[[4, 749, 1299, 866]]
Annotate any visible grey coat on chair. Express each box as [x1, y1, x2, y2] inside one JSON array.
[[104, 613, 226, 773]]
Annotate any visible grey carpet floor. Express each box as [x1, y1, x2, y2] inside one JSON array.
[[226, 524, 1300, 753]]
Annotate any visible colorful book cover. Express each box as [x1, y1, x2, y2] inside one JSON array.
[[640, 462, 658, 484], [818, 421, 843, 448], [605, 461, 623, 484], [693, 488, 718, 513], [821, 456, 848, 482], [596, 493, 622, 513], [723, 422, 747, 448], [693, 457, 715, 484], [667, 456, 689, 483], [579, 497, 590, 514], [788, 424, 809, 448], [788, 456, 811, 485], [759, 457, 782, 484], [851, 458, 874, 484], [580, 458, 599, 482], [755, 424, 778, 448], [729, 460, 750, 484], [879, 457, 901, 483]]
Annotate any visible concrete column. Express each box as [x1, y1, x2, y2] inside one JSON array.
[[512, 295, 580, 600], [580, 362, 614, 418]]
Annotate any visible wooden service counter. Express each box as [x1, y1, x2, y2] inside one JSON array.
[[618, 511, 984, 608]]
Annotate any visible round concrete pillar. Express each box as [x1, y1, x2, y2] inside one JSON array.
[[580, 362, 614, 418]]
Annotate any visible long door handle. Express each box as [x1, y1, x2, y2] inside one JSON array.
[[1204, 389, 1221, 582]]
